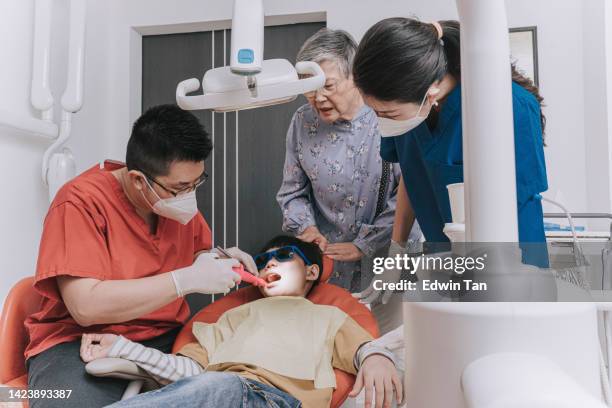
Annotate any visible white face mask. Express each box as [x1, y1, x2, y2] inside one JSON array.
[[141, 178, 199, 225], [377, 90, 437, 137]]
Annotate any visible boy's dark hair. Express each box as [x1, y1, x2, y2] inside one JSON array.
[[259, 235, 324, 287], [126, 104, 213, 177]]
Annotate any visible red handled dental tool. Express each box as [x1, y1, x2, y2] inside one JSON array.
[[215, 247, 268, 287]]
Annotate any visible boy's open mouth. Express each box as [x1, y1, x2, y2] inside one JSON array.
[[264, 273, 281, 283]]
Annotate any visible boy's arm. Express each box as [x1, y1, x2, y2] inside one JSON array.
[[332, 317, 397, 374], [107, 336, 205, 385], [333, 318, 403, 407]]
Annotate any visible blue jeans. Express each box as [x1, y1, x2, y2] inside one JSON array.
[[106, 372, 302, 408], [27, 328, 180, 408]]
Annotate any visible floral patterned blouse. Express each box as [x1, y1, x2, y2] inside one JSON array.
[[277, 103, 420, 290]]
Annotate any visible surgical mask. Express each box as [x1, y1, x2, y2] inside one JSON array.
[[377, 90, 437, 137], [141, 178, 198, 225]]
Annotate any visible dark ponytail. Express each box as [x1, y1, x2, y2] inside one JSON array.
[[353, 18, 546, 137], [437, 20, 461, 81]]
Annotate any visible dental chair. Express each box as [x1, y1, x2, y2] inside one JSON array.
[[0, 277, 41, 408], [86, 256, 380, 407]]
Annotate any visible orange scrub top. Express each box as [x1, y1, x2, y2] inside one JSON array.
[[25, 160, 212, 359]]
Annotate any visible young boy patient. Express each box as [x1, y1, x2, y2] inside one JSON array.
[[81, 235, 402, 408]]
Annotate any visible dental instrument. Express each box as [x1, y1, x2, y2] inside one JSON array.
[[215, 247, 268, 287], [175, 0, 325, 112], [535, 193, 590, 289], [233, 265, 268, 288]]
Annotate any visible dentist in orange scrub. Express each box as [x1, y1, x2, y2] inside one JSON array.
[[25, 104, 257, 408]]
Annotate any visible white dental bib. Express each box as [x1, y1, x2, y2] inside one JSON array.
[[192, 296, 348, 388]]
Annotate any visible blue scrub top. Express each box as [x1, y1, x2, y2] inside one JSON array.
[[381, 82, 549, 265]]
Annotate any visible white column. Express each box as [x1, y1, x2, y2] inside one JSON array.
[[606, 0, 612, 212], [457, 0, 519, 242]]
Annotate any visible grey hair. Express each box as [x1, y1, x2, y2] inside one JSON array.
[[296, 28, 358, 78]]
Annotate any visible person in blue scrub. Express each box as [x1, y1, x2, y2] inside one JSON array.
[[351, 18, 548, 286]]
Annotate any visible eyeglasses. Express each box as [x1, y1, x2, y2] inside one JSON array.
[[301, 77, 341, 99], [253, 245, 313, 270], [139, 169, 209, 197]]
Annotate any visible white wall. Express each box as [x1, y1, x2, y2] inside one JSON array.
[[507, 0, 589, 217], [0, 0, 48, 304], [580, 0, 610, 230], [0, 0, 111, 303]]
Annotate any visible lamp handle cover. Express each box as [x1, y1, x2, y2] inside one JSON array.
[[175, 61, 325, 112]]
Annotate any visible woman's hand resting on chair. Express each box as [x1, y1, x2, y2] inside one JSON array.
[[80, 333, 118, 362], [297, 226, 328, 251]]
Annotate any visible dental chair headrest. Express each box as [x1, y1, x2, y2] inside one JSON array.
[[320, 255, 334, 283]]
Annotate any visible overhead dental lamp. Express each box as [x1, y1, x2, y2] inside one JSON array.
[[176, 0, 325, 112]]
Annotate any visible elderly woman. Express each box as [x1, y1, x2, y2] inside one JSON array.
[[276, 28, 420, 293]]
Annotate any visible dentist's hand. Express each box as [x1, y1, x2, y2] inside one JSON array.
[[80, 333, 118, 362], [353, 241, 405, 305], [298, 225, 328, 251], [172, 252, 241, 296], [211, 246, 258, 275]]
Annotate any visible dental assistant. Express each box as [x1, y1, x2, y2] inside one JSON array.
[[352, 19, 548, 301], [25, 105, 257, 408]]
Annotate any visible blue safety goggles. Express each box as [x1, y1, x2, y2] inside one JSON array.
[[254, 245, 312, 270]]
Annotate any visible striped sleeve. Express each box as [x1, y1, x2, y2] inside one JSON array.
[[354, 342, 398, 371], [108, 336, 204, 385]]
